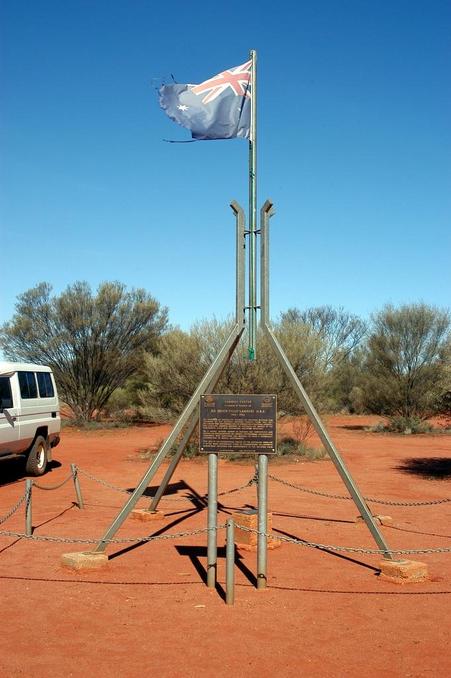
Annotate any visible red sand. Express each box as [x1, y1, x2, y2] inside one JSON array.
[[1, 415, 450, 677]]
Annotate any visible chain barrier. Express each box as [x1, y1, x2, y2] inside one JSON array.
[[0, 490, 27, 525], [236, 525, 451, 556], [268, 473, 451, 507], [0, 524, 225, 545], [76, 466, 256, 502], [33, 474, 74, 491]]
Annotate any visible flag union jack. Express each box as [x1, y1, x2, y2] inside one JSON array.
[[191, 60, 252, 104], [159, 58, 251, 139]]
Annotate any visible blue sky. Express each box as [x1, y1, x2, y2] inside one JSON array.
[[1, 0, 450, 335]]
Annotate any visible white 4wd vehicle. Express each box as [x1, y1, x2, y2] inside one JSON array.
[[0, 362, 61, 476]]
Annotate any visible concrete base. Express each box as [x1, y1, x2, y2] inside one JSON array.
[[61, 551, 108, 571], [235, 540, 282, 553], [379, 559, 428, 584], [232, 509, 281, 550], [355, 514, 394, 526], [131, 509, 165, 522]]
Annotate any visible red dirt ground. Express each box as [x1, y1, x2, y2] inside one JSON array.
[[1, 415, 450, 677]]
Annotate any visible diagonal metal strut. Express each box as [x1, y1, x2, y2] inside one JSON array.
[[92, 202, 246, 553], [260, 199, 394, 560]]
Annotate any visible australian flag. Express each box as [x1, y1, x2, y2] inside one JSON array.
[[159, 60, 251, 140]]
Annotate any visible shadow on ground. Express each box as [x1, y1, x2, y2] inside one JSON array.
[[395, 457, 451, 479], [0, 459, 62, 486]]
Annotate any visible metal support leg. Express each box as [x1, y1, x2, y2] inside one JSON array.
[[71, 464, 84, 509], [207, 453, 218, 588], [148, 413, 198, 511], [226, 518, 235, 605], [149, 202, 246, 513], [257, 454, 268, 589], [260, 200, 394, 560], [25, 479, 32, 536], [93, 324, 244, 553], [149, 333, 243, 512]]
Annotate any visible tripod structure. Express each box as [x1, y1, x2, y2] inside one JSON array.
[[92, 199, 394, 560]]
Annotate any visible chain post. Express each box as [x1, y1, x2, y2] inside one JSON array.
[[71, 464, 84, 509], [25, 479, 33, 536], [226, 518, 235, 605]]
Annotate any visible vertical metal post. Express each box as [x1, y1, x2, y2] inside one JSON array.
[[226, 518, 235, 605], [207, 452, 218, 588], [71, 464, 84, 509], [260, 200, 274, 326], [257, 453, 268, 589], [25, 479, 32, 537], [231, 201, 246, 327], [248, 48, 257, 361]]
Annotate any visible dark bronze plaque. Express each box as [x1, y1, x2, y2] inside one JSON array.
[[199, 394, 276, 455]]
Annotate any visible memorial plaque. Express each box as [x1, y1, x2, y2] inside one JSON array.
[[199, 394, 276, 455]]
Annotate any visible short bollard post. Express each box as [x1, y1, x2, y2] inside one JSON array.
[[71, 464, 84, 509], [207, 452, 218, 588], [226, 518, 235, 605], [25, 479, 33, 536]]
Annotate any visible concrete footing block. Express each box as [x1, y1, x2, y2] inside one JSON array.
[[61, 551, 108, 571], [379, 559, 428, 584], [232, 509, 282, 551], [131, 509, 165, 522]]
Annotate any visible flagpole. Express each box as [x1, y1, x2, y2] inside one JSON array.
[[248, 48, 257, 361]]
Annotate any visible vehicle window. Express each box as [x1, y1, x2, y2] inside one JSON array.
[[37, 372, 55, 398], [0, 377, 13, 410], [18, 371, 38, 399]]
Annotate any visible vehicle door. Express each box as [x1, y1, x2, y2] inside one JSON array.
[[0, 375, 20, 455]]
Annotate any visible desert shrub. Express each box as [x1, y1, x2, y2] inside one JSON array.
[[136, 316, 330, 420], [291, 415, 313, 443], [362, 303, 450, 420], [370, 417, 433, 434], [277, 436, 327, 460], [0, 281, 167, 422]]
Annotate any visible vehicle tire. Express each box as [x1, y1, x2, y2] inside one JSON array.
[[25, 436, 49, 476]]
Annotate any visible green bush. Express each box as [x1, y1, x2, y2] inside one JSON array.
[[277, 436, 327, 460], [370, 417, 433, 435]]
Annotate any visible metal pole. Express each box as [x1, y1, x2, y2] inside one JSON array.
[[248, 48, 257, 361], [71, 464, 84, 509], [25, 479, 32, 536], [226, 518, 235, 605], [207, 453, 218, 588], [231, 201, 246, 327], [257, 453, 268, 589], [260, 200, 274, 326]]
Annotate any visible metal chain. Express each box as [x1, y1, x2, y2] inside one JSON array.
[[218, 476, 256, 498], [76, 467, 132, 494], [0, 524, 225, 545], [0, 491, 27, 525], [268, 473, 451, 507], [236, 525, 451, 555], [76, 466, 255, 502], [33, 474, 74, 491]]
